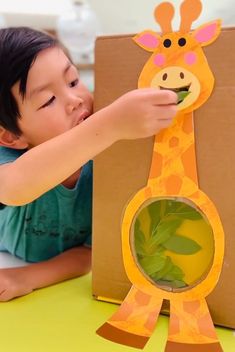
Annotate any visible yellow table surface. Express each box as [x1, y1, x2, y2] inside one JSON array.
[[0, 273, 234, 352]]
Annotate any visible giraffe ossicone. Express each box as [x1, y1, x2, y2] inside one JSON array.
[[97, 1, 224, 351]]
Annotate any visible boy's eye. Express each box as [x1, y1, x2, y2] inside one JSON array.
[[69, 78, 79, 88], [39, 96, 55, 109]]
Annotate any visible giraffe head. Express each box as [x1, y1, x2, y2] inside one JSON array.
[[133, 0, 221, 112]]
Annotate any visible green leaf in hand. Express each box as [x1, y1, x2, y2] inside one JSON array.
[[177, 91, 190, 104]]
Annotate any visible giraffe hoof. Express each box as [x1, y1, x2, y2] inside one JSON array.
[[165, 341, 223, 352], [96, 322, 149, 349]]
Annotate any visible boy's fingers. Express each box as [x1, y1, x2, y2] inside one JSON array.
[[156, 105, 177, 120], [158, 118, 174, 128], [151, 89, 177, 105], [0, 289, 8, 301]]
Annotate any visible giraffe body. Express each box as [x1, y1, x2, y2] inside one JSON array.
[[97, 1, 224, 350]]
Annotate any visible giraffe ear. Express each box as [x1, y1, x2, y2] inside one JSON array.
[[133, 30, 161, 52], [192, 20, 221, 47]]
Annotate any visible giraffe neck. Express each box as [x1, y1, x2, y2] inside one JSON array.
[[148, 111, 198, 188]]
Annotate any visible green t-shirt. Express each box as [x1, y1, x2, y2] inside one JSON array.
[[0, 147, 92, 262]]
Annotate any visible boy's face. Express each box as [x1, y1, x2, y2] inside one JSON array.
[[12, 47, 93, 148]]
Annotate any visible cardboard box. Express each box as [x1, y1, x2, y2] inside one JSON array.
[[92, 28, 235, 329]]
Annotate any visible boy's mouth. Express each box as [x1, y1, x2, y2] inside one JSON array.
[[76, 110, 90, 125], [159, 84, 191, 104], [159, 84, 191, 93]]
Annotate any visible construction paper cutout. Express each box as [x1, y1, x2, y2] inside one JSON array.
[[179, 0, 202, 33], [97, 1, 224, 350], [154, 2, 174, 34], [134, 31, 161, 52], [97, 285, 163, 349], [150, 66, 201, 111], [135, 32, 160, 50], [193, 20, 221, 46]]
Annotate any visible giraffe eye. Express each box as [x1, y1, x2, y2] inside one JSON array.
[[163, 39, 171, 48], [178, 37, 186, 47], [162, 73, 168, 81]]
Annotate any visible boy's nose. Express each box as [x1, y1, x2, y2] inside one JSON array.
[[66, 94, 83, 114]]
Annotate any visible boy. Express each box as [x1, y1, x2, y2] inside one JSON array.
[[0, 27, 177, 301]]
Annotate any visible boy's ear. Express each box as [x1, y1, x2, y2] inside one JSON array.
[[0, 127, 29, 149]]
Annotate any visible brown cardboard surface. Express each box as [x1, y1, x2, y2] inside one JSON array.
[[92, 28, 235, 328]]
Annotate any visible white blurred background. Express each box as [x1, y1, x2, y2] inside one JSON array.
[[0, 0, 234, 90], [0, 0, 234, 32]]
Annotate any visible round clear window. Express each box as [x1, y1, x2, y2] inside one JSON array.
[[132, 197, 214, 292]]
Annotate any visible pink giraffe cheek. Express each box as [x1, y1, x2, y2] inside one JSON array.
[[153, 54, 166, 67], [184, 52, 197, 65]]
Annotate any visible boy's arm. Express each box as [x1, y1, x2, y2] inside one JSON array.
[[0, 106, 117, 205], [0, 89, 177, 206], [0, 246, 91, 302]]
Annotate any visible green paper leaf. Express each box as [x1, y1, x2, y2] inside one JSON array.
[[162, 234, 202, 254]]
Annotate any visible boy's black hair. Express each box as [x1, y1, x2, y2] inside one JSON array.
[[0, 27, 59, 135]]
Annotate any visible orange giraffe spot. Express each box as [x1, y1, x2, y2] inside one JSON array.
[[135, 290, 151, 306], [191, 190, 200, 199], [169, 313, 180, 335], [149, 152, 163, 179], [169, 136, 180, 148], [183, 300, 200, 314], [144, 309, 161, 331], [145, 187, 152, 199], [182, 113, 193, 134], [165, 175, 182, 194], [110, 302, 133, 321], [198, 314, 218, 339], [182, 144, 198, 184]]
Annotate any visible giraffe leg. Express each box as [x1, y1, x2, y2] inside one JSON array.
[[165, 298, 223, 352], [96, 285, 163, 349]]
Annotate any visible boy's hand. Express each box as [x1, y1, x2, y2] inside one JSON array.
[[105, 88, 177, 141], [0, 247, 91, 301], [0, 267, 33, 301]]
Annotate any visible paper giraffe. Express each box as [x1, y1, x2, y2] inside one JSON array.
[[97, 1, 224, 351]]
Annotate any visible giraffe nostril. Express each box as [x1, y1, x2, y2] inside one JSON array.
[[180, 72, 184, 79], [162, 73, 168, 81]]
